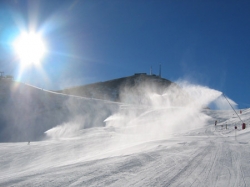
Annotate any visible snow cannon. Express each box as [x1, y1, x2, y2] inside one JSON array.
[[242, 123, 246, 130]]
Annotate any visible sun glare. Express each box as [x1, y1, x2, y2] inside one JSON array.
[[13, 32, 46, 67]]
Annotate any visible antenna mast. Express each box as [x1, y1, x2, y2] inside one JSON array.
[[159, 64, 161, 78]]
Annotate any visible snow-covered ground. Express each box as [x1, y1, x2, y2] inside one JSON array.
[[1, 108, 250, 187]]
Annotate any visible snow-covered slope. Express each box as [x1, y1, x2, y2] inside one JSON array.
[[1, 108, 249, 186], [1, 78, 249, 186]]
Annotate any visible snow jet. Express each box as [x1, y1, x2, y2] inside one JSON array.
[[210, 95, 238, 110], [105, 80, 224, 144], [45, 98, 118, 139], [45, 116, 85, 139]]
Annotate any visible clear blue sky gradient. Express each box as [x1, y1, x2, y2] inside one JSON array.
[[0, 0, 249, 108]]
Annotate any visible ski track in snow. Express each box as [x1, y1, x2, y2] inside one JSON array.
[[1, 110, 250, 187]]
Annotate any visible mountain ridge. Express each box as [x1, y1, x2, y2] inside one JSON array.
[[58, 73, 176, 102]]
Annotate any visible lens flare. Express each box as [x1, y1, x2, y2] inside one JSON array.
[[13, 31, 46, 67]]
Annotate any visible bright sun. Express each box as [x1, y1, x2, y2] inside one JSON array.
[[13, 32, 46, 66]]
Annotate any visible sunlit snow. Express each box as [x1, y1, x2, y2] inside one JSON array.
[[0, 80, 249, 187]]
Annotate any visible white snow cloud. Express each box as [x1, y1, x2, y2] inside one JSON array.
[[211, 95, 238, 110], [104, 80, 223, 144]]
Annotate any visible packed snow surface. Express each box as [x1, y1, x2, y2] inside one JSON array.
[[1, 108, 250, 187]]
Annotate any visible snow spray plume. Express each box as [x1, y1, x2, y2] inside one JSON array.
[[105, 80, 223, 144], [211, 95, 238, 110], [45, 97, 119, 139]]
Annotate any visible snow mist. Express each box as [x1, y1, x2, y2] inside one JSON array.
[[105, 81, 223, 144], [45, 80, 236, 148]]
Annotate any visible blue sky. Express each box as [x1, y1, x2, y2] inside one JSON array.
[[0, 0, 250, 108]]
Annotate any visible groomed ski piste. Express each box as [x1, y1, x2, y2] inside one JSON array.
[[0, 81, 250, 187]]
